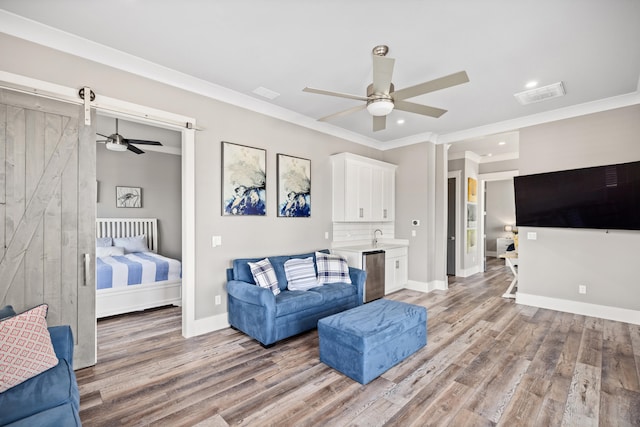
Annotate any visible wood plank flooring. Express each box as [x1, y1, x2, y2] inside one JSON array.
[[76, 258, 640, 426]]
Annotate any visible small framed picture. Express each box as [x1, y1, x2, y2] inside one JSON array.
[[116, 186, 142, 208]]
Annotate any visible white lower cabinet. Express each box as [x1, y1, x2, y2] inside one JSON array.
[[384, 247, 408, 295]]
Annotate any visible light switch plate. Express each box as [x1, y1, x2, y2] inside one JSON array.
[[527, 232, 537, 240]]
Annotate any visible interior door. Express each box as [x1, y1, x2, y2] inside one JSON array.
[[447, 177, 456, 275], [0, 88, 96, 368]]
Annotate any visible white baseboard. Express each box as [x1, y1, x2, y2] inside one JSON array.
[[190, 312, 230, 336], [406, 280, 448, 293], [459, 265, 481, 278], [517, 293, 640, 326]]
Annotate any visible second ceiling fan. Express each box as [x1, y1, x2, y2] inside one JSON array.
[[303, 45, 469, 132], [97, 118, 163, 154]]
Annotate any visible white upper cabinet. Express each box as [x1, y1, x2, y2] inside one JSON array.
[[331, 153, 397, 222]]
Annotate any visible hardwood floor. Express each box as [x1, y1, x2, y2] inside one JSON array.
[[76, 258, 640, 426]]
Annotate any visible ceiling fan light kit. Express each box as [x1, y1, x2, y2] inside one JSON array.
[[97, 118, 163, 154], [303, 45, 469, 131], [366, 98, 394, 116], [106, 140, 128, 152]]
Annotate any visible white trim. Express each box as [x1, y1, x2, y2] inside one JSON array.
[[448, 151, 482, 163], [192, 313, 230, 336], [435, 91, 640, 145], [447, 170, 461, 277], [517, 293, 640, 326], [2, 10, 638, 151], [479, 170, 519, 182], [405, 280, 447, 293], [181, 129, 197, 338], [0, 71, 199, 339], [479, 152, 519, 164], [459, 265, 481, 278]]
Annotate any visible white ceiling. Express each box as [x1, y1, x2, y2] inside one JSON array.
[[1, 0, 639, 157]]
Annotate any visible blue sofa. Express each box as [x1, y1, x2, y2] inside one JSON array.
[[226, 250, 366, 346], [0, 307, 81, 427]]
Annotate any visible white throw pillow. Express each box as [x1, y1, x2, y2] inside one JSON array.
[[316, 252, 351, 284], [96, 237, 113, 247], [113, 235, 150, 254], [96, 246, 125, 257], [248, 258, 280, 296], [284, 257, 318, 291]]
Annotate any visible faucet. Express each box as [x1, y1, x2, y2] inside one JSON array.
[[373, 229, 383, 247]]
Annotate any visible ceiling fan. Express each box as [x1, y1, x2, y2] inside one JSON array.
[[303, 45, 470, 132], [96, 118, 163, 154]]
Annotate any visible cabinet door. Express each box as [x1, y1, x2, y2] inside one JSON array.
[[370, 167, 384, 221], [356, 163, 373, 221], [394, 256, 408, 288], [381, 167, 395, 221], [384, 256, 396, 295]]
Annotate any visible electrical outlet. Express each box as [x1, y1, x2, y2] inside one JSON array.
[[411, 230, 416, 237], [578, 285, 587, 294], [215, 295, 221, 305], [324, 231, 329, 239]]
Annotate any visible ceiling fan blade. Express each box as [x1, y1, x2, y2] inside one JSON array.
[[127, 144, 145, 155], [124, 139, 163, 146], [372, 55, 395, 94], [372, 115, 386, 132], [392, 71, 470, 101], [97, 133, 110, 139], [318, 104, 367, 122], [303, 87, 369, 102], [394, 100, 447, 118]]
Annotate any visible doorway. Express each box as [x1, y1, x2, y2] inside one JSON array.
[[447, 177, 456, 275]]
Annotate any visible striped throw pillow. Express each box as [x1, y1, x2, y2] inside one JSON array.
[[248, 258, 280, 296], [284, 257, 319, 291], [316, 252, 352, 284]]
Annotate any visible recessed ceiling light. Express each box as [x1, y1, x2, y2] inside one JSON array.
[[498, 141, 506, 146], [525, 81, 538, 89], [484, 153, 493, 157], [396, 118, 405, 125]]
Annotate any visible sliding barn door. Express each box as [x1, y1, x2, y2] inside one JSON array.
[[0, 88, 96, 368]]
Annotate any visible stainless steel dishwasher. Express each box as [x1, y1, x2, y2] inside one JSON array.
[[362, 250, 385, 303]]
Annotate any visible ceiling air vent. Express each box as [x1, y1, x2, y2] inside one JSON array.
[[514, 81, 566, 105]]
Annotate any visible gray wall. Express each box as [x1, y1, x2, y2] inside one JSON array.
[[479, 158, 519, 174], [518, 104, 640, 311], [97, 144, 182, 259], [383, 142, 432, 284], [485, 179, 515, 254], [0, 33, 383, 319]]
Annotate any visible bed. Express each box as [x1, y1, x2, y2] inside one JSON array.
[[96, 218, 182, 318]]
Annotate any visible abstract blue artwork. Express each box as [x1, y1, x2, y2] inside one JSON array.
[[222, 141, 266, 216], [277, 154, 311, 217]]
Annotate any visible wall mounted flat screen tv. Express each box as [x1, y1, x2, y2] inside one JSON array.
[[514, 161, 640, 231]]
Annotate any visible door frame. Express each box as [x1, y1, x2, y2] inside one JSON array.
[[477, 170, 519, 269], [447, 170, 461, 277], [0, 71, 198, 338]]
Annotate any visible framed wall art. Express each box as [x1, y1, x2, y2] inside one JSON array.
[[467, 177, 477, 202], [116, 186, 142, 208], [277, 154, 311, 217], [221, 141, 266, 216]]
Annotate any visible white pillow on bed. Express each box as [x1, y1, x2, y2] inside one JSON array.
[[113, 235, 150, 254], [96, 237, 113, 247], [96, 246, 125, 257]]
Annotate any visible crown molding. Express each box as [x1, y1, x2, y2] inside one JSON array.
[[2, 9, 639, 152]]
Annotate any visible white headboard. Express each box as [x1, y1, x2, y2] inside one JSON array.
[[96, 218, 158, 253]]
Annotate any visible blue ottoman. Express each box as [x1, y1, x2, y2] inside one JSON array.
[[318, 299, 427, 384]]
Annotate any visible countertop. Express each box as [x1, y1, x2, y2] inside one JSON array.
[[331, 239, 409, 253]]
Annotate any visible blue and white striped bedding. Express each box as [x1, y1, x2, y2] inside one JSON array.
[[97, 252, 181, 290]]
